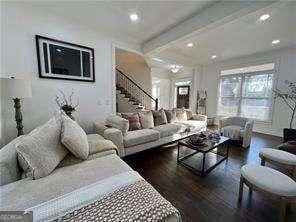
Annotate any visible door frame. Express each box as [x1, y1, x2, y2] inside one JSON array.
[[176, 85, 190, 108], [170, 77, 192, 108]]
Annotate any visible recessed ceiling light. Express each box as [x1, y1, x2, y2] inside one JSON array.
[[272, 39, 280, 45], [129, 13, 139, 21], [187, 43, 194, 47], [171, 68, 179, 73], [152, 58, 163, 62], [259, 14, 270, 21], [170, 65, 183, 73], [211, 55, 217, 59]]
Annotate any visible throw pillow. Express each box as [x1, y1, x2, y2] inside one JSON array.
[[152, 109, 168, 126], [175, 108, 187, 121], [16, 117, 68, 179], [61, 114, 89, 160], [106, 115, 129, 134], [186, 109, 194, 120], [121, 113, 142, 131], [164, 109, 178, 123], [139, 111, 154, 129]]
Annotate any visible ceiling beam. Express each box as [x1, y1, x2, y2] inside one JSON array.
[[143, 0, 278, 55]]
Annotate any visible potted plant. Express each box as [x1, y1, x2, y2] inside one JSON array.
[[55, 90, 78, 120], [273, 80, 296, 141]]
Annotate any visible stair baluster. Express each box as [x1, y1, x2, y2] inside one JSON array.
[[116, 68, 158, 111]]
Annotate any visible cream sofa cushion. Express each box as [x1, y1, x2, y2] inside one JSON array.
[[106, 115, 129, 134], [221, 125, 243, 140], [16, 117, 68, 179], [124, 129, 160, 147], [1, 154, 131, 211], [241, 165, 296, 197], [139, 111, 154, 129], [152, 124, 181, 138]]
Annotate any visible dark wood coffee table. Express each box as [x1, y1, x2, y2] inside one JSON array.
[[177, 136, 230, 176]]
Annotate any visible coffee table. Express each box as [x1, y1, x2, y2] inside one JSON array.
[[177, 136, 230, 176]]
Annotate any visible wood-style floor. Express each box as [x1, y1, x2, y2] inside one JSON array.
[[124, 131, 296, 222]]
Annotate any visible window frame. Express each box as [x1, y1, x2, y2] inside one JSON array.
[[217, 62, 278, 123]]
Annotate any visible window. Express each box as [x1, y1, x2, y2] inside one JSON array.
[[217, 63, 275, 121]]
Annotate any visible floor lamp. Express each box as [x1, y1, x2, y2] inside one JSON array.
[[5, 78, 32, 137]]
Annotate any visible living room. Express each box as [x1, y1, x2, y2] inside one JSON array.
[[1, 1, 296, 222]]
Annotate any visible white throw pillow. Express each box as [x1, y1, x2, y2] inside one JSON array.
[[139, 111, 154, 129], [175, 108, 187, 122], [106, 115, 129, 134], [16, 117, 68, 179], [61, 115, 89, 160]]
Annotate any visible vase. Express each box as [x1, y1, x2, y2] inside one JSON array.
[[283, 128, 296, 142], [64, 112, 75, 121]]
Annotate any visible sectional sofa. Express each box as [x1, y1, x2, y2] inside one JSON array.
[[0, 114, 181, 222], [95, 109, 207, 157]]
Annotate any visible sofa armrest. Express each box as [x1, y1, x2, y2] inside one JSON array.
[[244, 121, 254, 134], [93, 122, 108, 136], [103, 128, 125, 157], [242, 121, 254, 148], [192, 114, 207, 122], [218, 118, 229, 130]]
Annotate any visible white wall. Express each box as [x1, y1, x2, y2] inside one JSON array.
[[201, 46, 296, 137], [116, 51, 152, 94], [151, 68, 171, 109], [0, 2, 140, 146], [0, 79, 3, 147], [169, 68, 197, 110]]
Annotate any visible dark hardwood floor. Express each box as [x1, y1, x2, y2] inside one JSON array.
[[124, 132, 296, 222]]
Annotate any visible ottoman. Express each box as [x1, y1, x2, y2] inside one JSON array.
[[259, 148, 296, 178], [239, 165, 296, 222]]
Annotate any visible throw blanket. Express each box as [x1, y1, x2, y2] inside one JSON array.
[[26, 171, 180, 222], [61, 180, 179, 222]]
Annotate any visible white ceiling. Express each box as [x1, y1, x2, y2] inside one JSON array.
[[149, 1, 296, 67], [23, 1, 296, 72], [27, 0, 216, 44]]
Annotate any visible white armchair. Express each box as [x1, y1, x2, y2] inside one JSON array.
[[218, 117, 254, 148]]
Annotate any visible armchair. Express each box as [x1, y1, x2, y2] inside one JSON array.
[[218, 117, 254, 148]]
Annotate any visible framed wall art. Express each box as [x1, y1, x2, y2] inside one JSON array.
[[36, 35, 95, 82]]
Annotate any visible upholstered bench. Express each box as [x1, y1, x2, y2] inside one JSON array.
[[239, 165, 296, 222], [259, 148, 296, 178]]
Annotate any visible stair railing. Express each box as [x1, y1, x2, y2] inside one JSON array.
[[116, 68, 158, 110]]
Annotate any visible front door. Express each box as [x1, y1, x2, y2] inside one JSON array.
[[177, 86, 190, 108]]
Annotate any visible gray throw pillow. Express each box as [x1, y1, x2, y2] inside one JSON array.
[[152, 109, 168, 126], [61, 115, 89, 160], [164, 109, 178, 123], [16, 117, 68, 179]]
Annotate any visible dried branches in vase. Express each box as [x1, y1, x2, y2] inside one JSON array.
[[273, 80, 296, 129], [55, 90, 79, 120], [273, 80, 296, 141]]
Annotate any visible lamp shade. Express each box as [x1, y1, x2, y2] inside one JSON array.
[[5, 78, 32, 99]]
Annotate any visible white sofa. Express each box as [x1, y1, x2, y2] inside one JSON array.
[[0, 133, 181, 222], [95, 112, 207, 157]]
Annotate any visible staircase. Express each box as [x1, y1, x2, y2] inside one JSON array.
[[116, 68, 158, 112]]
